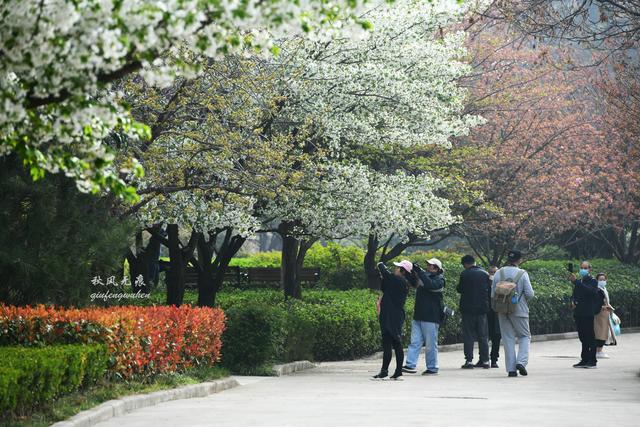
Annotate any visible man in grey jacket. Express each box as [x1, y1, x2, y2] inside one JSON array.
[[491, 250, 535, 377]]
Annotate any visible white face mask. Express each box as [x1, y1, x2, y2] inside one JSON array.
[[598, 280, 607, 288], [489, 275, 494, 281]]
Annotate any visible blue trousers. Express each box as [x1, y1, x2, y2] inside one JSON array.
[[405, 320, 439, 372]]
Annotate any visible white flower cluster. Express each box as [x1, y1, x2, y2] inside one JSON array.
[[137, 189, 261, 238], [279, 0, 485, 151], [0, 0, 372, 194], [262, 161, 457, 240]]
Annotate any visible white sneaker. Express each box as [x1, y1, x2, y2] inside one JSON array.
[[596, 352, 610, 359]]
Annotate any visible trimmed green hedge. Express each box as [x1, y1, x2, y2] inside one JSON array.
[[153, 250, 640, 373], [0, 344, 108, 415]]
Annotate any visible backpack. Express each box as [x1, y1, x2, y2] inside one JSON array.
[[491, 268, 525, 315]]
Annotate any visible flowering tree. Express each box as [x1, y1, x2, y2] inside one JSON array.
[[120, 54, 289, 306], [0, 0, 377, 200], [584, 59, 640, 264], [456, 23, 600, 265], [260, 0, 483, 296]]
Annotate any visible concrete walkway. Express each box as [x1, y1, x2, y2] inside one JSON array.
[[95, 333, 640, 427]]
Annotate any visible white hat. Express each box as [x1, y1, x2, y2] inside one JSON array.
[[427, 258, 443, 271]]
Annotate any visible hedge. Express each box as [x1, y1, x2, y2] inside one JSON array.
[[0, 305, 226, 379], [0, 344, 108, 415]]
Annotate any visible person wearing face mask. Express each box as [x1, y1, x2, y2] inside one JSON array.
[[568, 261, 605, 368], [487, 265, 501, 368], [594, 273, 613, 359]]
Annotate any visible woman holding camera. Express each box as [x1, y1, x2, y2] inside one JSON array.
[[373, 260, 412, 380]]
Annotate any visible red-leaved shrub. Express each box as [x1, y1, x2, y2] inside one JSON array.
[[0, 305, 225, 379]]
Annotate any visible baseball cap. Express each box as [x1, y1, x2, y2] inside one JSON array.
[[427, 258, 443, 271], [393, 260, 413, 272]]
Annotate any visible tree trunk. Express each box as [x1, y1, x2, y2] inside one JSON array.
[[195, 230, 246, 307], [126, 226, 163, 293], [278, 222, 316, 300], [364, 234, 381, 290], [281, 230, 301, 299], [166, 225, 199, 306]]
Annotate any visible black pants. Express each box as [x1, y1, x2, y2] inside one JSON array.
[[462, 313, 489, 363], [487, 310, 501, 363], [381, 331, 404, 374], [575, 315, 597, 364]]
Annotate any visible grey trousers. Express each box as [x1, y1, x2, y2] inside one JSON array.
[[498, 314, 531, 373], [462, 313, 489, 362]]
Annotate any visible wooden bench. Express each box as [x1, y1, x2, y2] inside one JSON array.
[[181, 266, 244, 289], [161, 264, 320, 288], [246, 267, 321, 285]]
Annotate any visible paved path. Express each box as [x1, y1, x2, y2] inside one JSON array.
[[96, 333, 640, 427]]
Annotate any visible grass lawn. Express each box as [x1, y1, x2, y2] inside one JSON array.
[[1, 365, 228, 427]]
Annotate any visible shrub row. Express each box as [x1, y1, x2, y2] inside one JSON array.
[[217, 272, 640, 373], [0, 305, 226, 378], [219, 290, 381, 372], [0, 344, 108, 414]]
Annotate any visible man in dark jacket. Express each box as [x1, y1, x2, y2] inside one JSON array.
[[457, 255, 491, 369], [570, 261, 604, 369], [402, 258, 445, 375]]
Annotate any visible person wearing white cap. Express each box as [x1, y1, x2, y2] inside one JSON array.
[[372, 260, 411, 380], [402, 258, 445, 375]]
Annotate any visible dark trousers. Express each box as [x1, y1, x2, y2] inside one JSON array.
[[381, 331, 404, 374], [575, 315, 597, 364], [487, 310, 501, 363], [462, 313, 489, 362]]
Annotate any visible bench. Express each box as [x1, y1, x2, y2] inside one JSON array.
[[246, 267, 321, 285], [181, 266, 244, 289], [160, 264, 320, 288]]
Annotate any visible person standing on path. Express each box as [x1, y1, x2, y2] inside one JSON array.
[[594, 273, 613, 359], [402, 258, 445, 375], [569, 261, 604, 369], [457, 255, 491, 369], [487, 265, 501, 368], [373, 260, 410, 380], [491, 250, 534, 377]]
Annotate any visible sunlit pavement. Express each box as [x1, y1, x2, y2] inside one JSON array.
[[95, 333, 640, 427]]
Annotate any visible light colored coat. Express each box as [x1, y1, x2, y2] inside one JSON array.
[[594, 286, 612, 341]]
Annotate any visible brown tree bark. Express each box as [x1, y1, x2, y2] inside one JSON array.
[[194, 229, 246, 307], [166, 224, 199, 306]]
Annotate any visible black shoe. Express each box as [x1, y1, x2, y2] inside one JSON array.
[[508, 371, 518, 377], [475, 361, 490, 369], [402, 366, 417, 374], [461, 361, 474, 369], [584, 362, 597, 369], [573, 361, 587, 368], [390, 371, 403, 380], [422, 370, 439, 375], [491, 362, 499, 369], [516, 363, 528, 376], [372, 371, 388, 380]]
